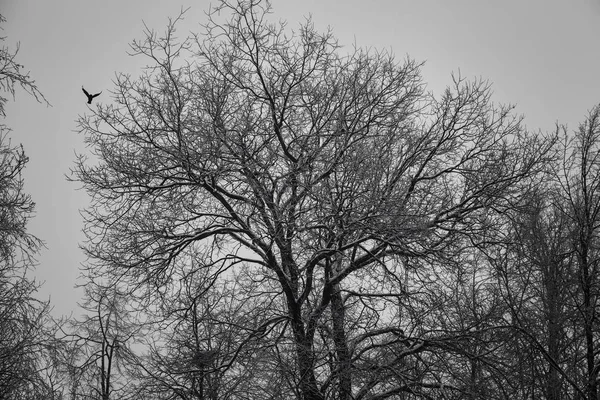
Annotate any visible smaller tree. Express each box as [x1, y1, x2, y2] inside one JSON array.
[[127, 252, 289, 400], [58, 285, 138, 400], [0, 13, 56, 400], [555, 105, 600, 400]]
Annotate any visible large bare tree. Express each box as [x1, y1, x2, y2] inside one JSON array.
[[73, 1, 553, 399]]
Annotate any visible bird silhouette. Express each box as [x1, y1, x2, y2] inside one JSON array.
[[82, 86, 102, 104]]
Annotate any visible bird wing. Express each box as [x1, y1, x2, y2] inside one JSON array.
[[92, 91, 102, 98], [82, 87, 90, 97]]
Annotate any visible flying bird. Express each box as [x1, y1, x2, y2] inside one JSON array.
[[82, 86, 102, 104]]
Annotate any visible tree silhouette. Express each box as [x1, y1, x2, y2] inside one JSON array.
[[0, 13, 56, 400], [73, 2, 556, 399]]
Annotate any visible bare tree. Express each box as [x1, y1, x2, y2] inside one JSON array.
[[485, 188, 580, 399], [473, 106, 600, 400], [128, 258, 259, 400], [72, 2, 553, 399], [555, 105, 600, 400], [58, 285, 138, 400], [0, 13, 57, 400], [0, 10, 46, 285]]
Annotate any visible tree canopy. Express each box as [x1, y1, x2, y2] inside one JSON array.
[[71, 2, 561, 399]]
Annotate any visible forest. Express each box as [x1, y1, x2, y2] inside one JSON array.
[[2, 1, 600, 399]]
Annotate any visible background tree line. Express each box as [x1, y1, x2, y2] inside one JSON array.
[[2, 1, 600, 399]]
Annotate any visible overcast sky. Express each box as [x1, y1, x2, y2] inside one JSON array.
[[3, 0, 600, 317]]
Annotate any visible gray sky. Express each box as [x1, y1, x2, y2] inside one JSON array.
[[4, 0, 600, 317]]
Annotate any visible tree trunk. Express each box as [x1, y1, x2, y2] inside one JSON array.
[[291, 318, 324, 400], [331, 282, 352, 400], [546, 295, 562, 399], [545, 255, 563, 400], [582, 257, 597, 400]]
